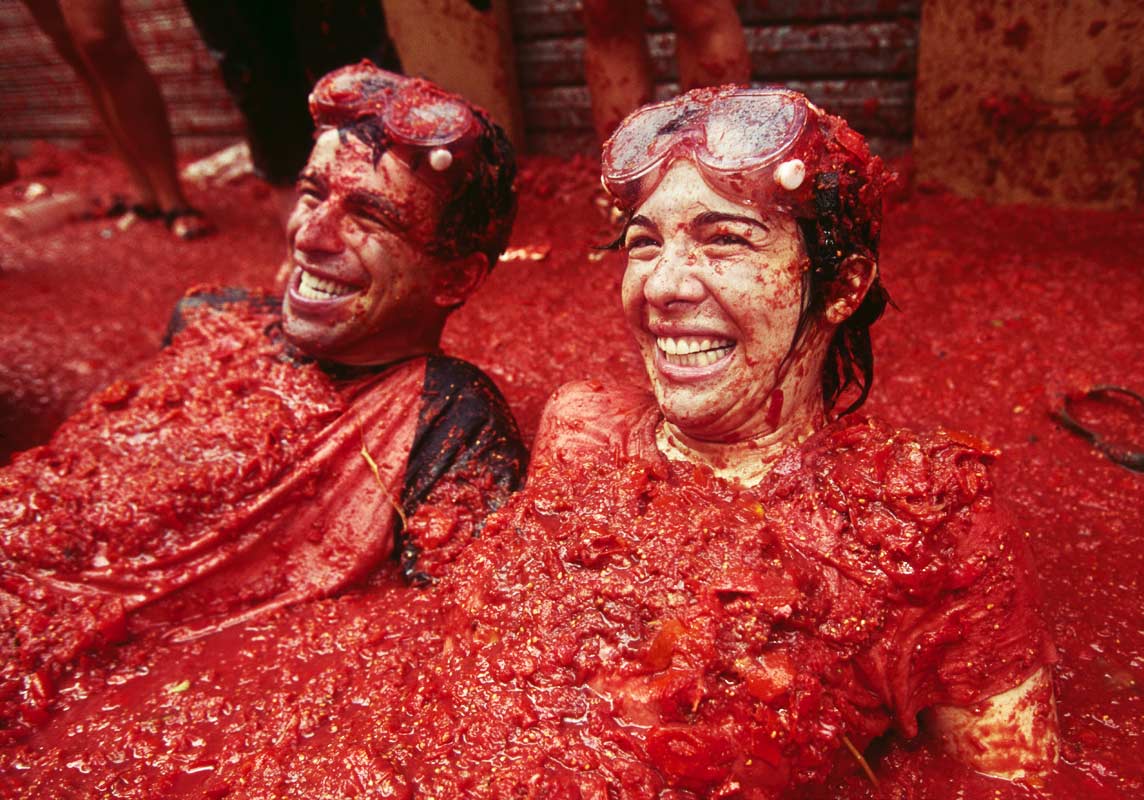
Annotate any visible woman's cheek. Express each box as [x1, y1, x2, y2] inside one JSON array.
[[620, 265, 646, 319]]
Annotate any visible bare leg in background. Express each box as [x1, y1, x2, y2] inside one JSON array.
[[582, 0, 655, 143], [663, 0, 750, 90], [21, 0, 211, 238]]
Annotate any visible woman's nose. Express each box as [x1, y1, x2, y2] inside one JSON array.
[[643, 245, 705, 309], [293, 202, 345, 256]]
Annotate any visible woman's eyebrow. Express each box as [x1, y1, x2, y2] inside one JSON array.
[[693, 211, 769, 231], [627, 214, 657, 231]]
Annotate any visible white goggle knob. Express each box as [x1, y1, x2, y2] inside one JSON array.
[[429, 148, 454, 171], [774, 159, 806, 191]]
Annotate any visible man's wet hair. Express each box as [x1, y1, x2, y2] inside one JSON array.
[[309, 64, 517, 272]]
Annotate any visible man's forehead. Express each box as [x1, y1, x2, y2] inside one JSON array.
[[305, 130, 381, 179], [303, 130, 443, 229]]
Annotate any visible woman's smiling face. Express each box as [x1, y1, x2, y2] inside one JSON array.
[[621, 160, 823, 443]]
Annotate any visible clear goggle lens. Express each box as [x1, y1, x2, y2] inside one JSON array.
[[385, 94, 473, 147], [602, 88, 814, 209], [605, 99, 706, 177], [310, 63, 475, 149]]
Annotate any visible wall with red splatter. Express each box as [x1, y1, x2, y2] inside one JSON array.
[[0, 0, 922, 158], [915, 0, 1143, 208]]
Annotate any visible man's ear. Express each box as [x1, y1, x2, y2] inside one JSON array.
[[824, 255, 878, 325], [433, 252, 489, 308]]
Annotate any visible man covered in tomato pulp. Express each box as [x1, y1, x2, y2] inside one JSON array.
[[0, 61, 526, 741]]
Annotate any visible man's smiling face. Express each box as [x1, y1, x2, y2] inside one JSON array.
[[282, 129, 449, 365]]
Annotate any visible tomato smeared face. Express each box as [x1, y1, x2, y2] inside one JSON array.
[[621, 160, 822, 443], [282, 130, 448, 365]]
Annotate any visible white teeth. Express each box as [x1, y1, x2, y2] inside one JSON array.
[[298, 269, 355, 300], [656, 336, 735, 367]]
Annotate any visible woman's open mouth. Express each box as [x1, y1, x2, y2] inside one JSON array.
[[656, 336, 735, 368]]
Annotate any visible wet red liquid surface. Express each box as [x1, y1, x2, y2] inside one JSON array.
[[1, 146, 1142, 796]]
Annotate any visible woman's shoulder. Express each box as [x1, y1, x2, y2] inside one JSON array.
[[791, 415, 1000, 506], [768, 416, 1007, 595], [542, 379, 653, 419], [530, 381, 657, 474]]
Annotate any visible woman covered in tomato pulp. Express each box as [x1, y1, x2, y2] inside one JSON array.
[[515, 85, 1060, 793]]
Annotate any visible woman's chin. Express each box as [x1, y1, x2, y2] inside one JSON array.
[[657, 395, 736, 442]]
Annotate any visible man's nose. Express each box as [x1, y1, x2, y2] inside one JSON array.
[[643, 244, 705, 309], [293, 202, 345, 256]]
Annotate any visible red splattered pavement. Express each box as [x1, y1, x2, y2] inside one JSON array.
[[0, 145, 1142, 796]]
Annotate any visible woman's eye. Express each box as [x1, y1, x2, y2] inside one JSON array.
[[624, 235, 659, 251], [708, 233, 751, 247]]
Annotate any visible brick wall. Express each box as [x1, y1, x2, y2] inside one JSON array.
[[0, 0, 243, 157], [0, 0, 919, 158]]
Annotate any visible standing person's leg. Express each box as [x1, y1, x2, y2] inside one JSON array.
[[662, 0, 750, 90], [582, 0, 654, 142], [56, 0, 211, 238], [183, 0, 316, 230], [20, 0, 153, 201]]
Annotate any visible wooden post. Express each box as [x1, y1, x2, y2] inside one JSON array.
[[381, 0, 525, 148]]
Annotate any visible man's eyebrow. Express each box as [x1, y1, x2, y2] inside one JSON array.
[[345, 190, 411, 231], [693, 211, 769, 231]]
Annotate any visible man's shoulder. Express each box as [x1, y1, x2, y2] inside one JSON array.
[[423, 354, 505, 397], [163, 286, 282, 346], [408, 354, 516, 427], [406, 354, 524, 460]]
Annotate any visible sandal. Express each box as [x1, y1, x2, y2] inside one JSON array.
[[162, 206, 214, 241], [103, 195, 132, 218]]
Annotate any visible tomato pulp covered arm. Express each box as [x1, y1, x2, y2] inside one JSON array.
[[396, 356, 527, 582], [930, 665, 1059, 782]]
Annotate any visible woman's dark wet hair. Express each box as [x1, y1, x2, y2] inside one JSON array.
[[789, 112, 892, 417], [309, 63, 517, 272]]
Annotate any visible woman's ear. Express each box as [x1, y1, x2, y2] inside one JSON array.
[[433, 252, 489, 308], [824, 255, 878, 325]]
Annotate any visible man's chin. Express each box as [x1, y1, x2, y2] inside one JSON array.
[[281, 314, 348, 360]]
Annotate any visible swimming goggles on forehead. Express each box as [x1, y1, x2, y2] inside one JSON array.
[[601, 87, 824, 213], [309, 62, 480, 191]]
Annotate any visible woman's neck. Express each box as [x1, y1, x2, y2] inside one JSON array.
[[655, 402, 825, 487]]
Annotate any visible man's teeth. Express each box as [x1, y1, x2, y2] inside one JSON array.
[[657, 336, 735, 367], [298, 270, 355, 300]]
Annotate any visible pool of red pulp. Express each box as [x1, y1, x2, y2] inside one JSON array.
[[0, 147, 1141, 797]]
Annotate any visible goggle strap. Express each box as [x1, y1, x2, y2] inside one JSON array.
[[807, 173, 842, 282]]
